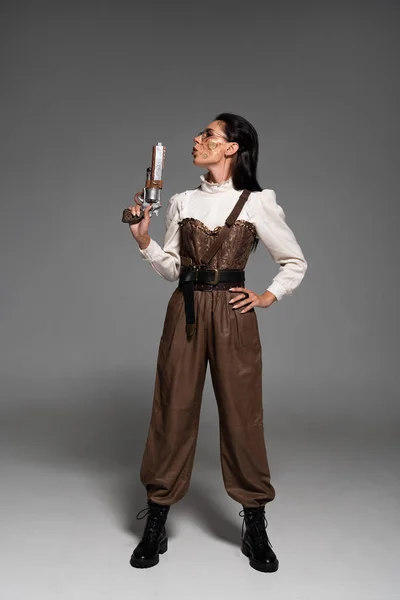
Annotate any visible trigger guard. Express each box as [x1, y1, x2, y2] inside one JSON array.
[[134, 191, 144, 205]]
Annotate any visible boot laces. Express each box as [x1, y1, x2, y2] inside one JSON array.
[[136, 505, 167, 543], [238, 508, 273, 549]]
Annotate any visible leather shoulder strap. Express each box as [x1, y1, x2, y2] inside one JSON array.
[[199, 189, 251, 266]]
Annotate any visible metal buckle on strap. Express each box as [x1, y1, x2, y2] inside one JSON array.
[[193, 266, 220, 285], [205, 268, 220, 285]]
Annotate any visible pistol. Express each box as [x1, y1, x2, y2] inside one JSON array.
[[122, 142, 166, 224]]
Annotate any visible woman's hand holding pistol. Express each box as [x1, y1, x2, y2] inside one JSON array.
[[128, 202, 153, 250]]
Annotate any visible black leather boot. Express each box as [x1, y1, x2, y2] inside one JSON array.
[[130, 499, 170, 569], [239, 505, 279, 572]]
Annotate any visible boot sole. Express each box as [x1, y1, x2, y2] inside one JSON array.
[[130, 537, 168, 569], [241, 540, 279, 573]]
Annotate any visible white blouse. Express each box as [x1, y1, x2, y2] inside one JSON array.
[[138, 175, 308, 301]]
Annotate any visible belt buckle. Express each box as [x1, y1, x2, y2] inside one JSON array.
[[206, 268, 220, 285]]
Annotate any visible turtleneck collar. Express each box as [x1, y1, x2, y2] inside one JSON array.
[[199, 174, 234, 194]]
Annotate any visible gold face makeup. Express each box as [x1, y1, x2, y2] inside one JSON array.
[[198, 135, 223, 156], [193, 121, 229, 164]]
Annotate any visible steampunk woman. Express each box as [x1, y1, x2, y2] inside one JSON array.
[[127, 113, 307, 572]]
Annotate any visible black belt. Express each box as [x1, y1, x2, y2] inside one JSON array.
[[178, 266, 245, 339]]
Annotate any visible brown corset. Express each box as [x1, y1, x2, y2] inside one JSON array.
[[179, 217, 257, 269]]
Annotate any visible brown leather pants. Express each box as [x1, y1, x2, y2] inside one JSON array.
[[139, 287, 276, 508]]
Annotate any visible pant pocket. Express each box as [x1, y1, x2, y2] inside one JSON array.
[[237, 308, 262, 352], [160, 288, 185, 347]]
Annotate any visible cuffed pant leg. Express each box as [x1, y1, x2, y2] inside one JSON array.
[[140, 289, 208, 505], [208, 291, 276, 508]]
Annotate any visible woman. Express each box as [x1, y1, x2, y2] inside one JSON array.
[[128, 113, 307, 572]]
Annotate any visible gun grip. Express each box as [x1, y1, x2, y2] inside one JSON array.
[[122, 208, 144, 224]]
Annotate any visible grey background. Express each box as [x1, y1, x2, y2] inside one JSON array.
[[1, 1, 399, 598]]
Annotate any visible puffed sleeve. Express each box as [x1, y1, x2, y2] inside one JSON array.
[[138, 193, 181, 282], [248, 189, 308, 301]]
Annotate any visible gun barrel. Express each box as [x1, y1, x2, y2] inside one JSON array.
[[150, 142, 166, 187]]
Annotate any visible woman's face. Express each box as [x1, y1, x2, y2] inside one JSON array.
[[192, 120, 231, 168]]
